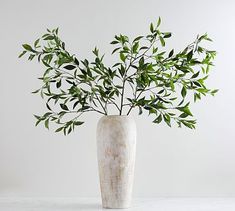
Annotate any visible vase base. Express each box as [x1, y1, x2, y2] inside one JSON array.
[[102, 205, 131, 209]]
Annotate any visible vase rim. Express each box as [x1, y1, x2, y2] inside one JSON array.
[[104, 114, 128, 116], [100, 115, 131, 119]]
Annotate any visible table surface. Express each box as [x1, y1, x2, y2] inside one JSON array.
[[0, 198, 235, 211]]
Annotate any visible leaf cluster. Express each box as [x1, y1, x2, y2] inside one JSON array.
[[19, 18, 217, 134]]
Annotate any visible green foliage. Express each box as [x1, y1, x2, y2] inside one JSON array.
[[19, 19, 217, 134]]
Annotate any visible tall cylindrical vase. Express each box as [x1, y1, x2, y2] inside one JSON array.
[[97, 115, 136, 209]]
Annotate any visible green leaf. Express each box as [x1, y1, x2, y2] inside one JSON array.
[[55, 28, 59, 35], [67, 126, 72, 134], [120, 52, 126, 62], [34, 39, 40, 48], [179, 113, 188, 118], [55, 127, 64, 132], [45, 119, 49, 129], [181, 86, 187, 98], [22, 44, 34, 52], [193, 81, 202, 87], [42, 60, 50, 67], [73, 101, 79, 109], [150, 23, 154, 33], [74, 57, 80, 65], [138, 106, 143, 115], [64, 65, 76, 70], [56, 80, 61, 88], [140, 46, 148, 51], [18, 51, 27, 58], [153, 114, 162, 123], [181, 120, 196, 129], [159, 37, 165, 47], [163, 114, 171, 127], [168, 49, 174, 57], [133, 36, 144, 43], [31, 89, 40, 94], [87, 68, 92, 77], [92, 47, 99, 56], [211, 89, 219, 96], [132, 42, 139, 53], [46, 103, 51, 111], [178, 105, 193, 116], [43, 35, 54, 40], [197, 88, 209, 94], [74, 121, 84, 126], [138, 58, 144, 68], [170, 80, 175, 91], [191, 71, 200, 78], [110, 40, 119, 44], [35, 119, 41, 126], [60, 104, 69, 110], [34, 115, 41, 120], [152, 47, 158, 54], [112, 47, 121, 54], [63, 127, 67, 136], [194, 93, 201, 102], [187, 50, 193, 61], [157, 17, 161, 27], [40, 90, 44, 99], [163, 32, 171, 38], [80, 106, 90, 111]]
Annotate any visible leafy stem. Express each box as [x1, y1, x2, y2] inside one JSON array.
[[19, 18, 217, 134]]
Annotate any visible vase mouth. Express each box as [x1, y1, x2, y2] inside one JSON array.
[[104, 114, 128, 117], [98, 114, 136, 126], [99, 114, 132, 120]]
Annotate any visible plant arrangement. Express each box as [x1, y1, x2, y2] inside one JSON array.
[[19, 18, 217, 135]]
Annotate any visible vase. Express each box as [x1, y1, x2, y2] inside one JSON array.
[[96, 115, 136, 209]]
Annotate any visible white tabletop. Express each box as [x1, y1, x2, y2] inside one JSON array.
[[0, 198, 235, 211]]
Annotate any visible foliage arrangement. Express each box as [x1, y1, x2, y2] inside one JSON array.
[[19, 18, 217, 135]]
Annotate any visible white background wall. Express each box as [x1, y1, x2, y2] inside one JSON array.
[[1, 0, 235, 197]]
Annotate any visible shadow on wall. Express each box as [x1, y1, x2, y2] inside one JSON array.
[[42, 202, 101, 210], [0, 198, 103, 210], [0, 173, 22, 195]]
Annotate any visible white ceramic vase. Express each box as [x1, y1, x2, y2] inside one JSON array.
[[97, 115, 136, 209]]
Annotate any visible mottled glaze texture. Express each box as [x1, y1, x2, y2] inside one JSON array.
[[97, 115, 136, 209]]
